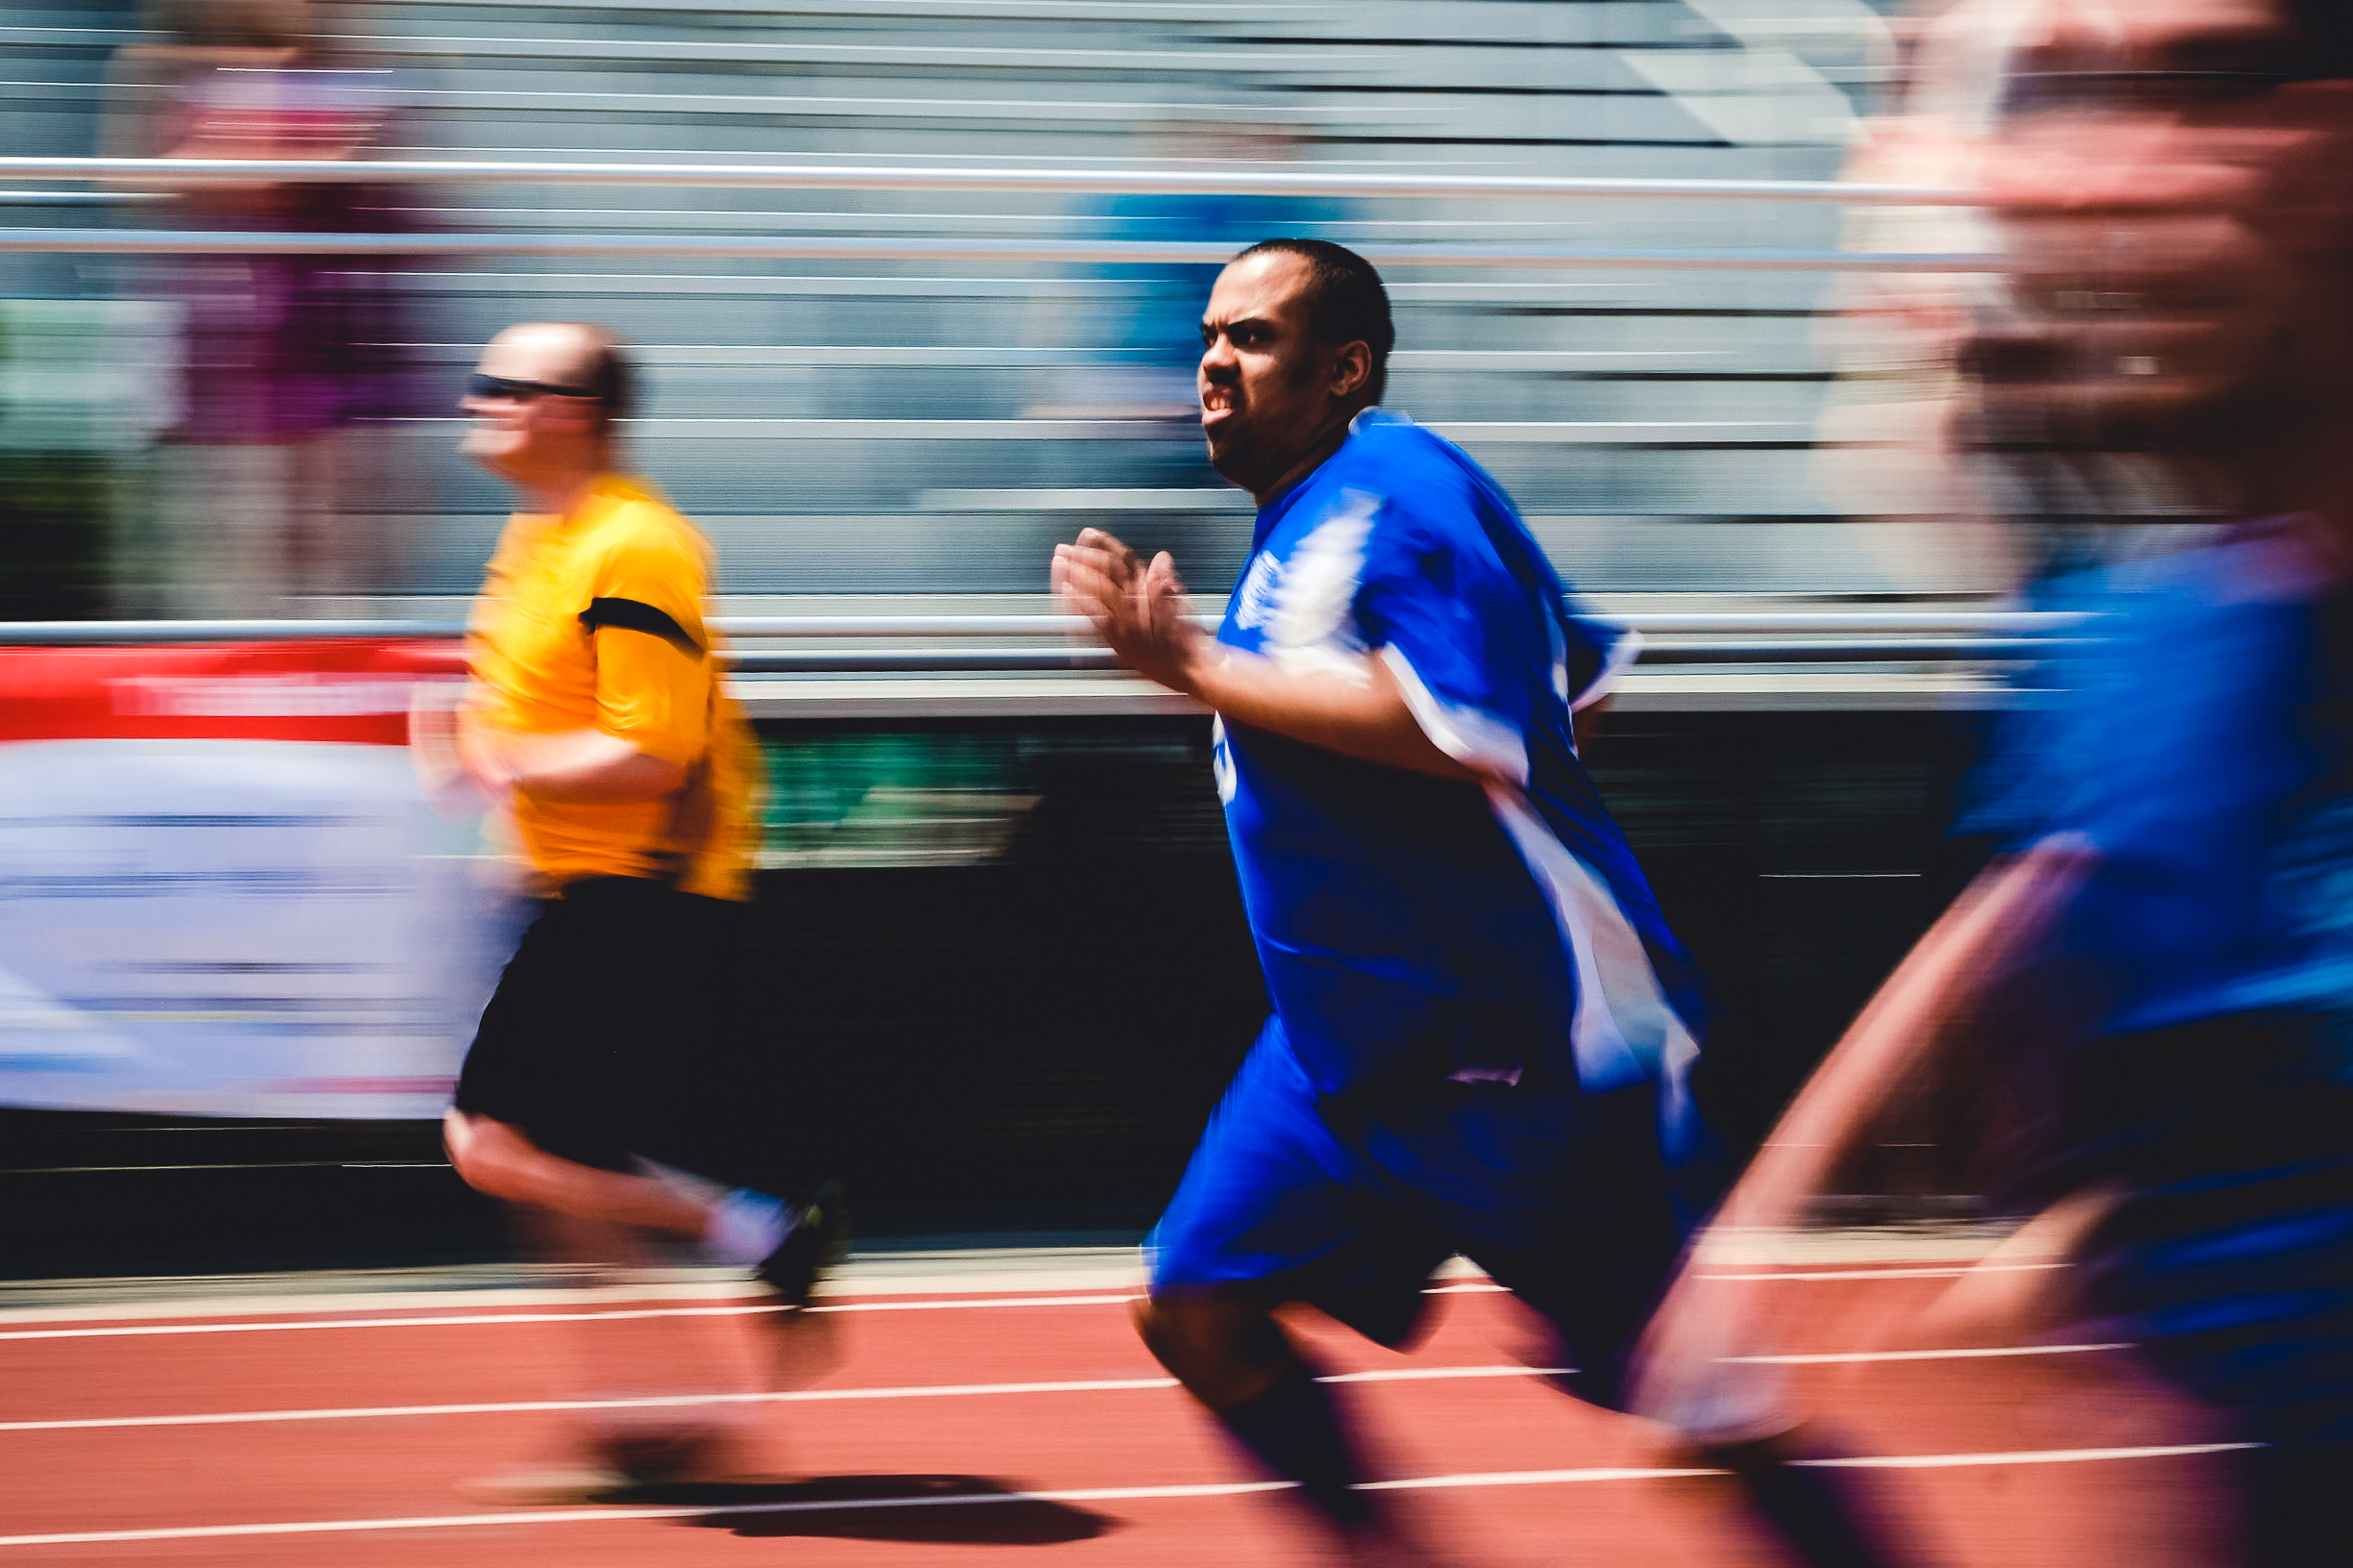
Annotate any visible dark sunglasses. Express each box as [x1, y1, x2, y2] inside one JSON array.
[[465, 372, 599, 403], [2001, 67, 2321, 118]]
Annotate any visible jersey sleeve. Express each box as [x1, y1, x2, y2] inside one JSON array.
[[584, 519, 713, 767], [1560, 610, 1639, 713], [1353, 498, 1554, 786]]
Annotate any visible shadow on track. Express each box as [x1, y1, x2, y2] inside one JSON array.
[[644, 1473, 1119, 1544]]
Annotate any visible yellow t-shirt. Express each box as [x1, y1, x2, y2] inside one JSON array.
[[467, 474, 761, 901]]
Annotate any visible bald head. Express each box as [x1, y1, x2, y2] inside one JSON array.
[[485, 322, 633, 424], [461, 322, 635, 498]]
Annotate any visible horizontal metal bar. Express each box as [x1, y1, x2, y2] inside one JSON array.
[[0, 157, 1974, 205], [1606, 611, 2094, 635], [0, 228, 1996, 272], [0, 612, 2090, 645], [0, 615, 2093, 666], [0, 620, 465, 645], [738, 638, 2080, 671], [733, 646, 1113, 671], [717, 612, 2093, 637], [383, 416, 1814, 443], [1632, 637, 2081, 664], [727, 672, 2021, 719]]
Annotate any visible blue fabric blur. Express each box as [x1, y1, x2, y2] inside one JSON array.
[[1967, 517, 2353, 1451], [1965, 517, 2353, 1034], [1210, 409, 1703, 1125]]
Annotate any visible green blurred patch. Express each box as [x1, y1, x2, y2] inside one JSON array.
[[758, 732, 1041, 869], [0, 451, 114, 619]]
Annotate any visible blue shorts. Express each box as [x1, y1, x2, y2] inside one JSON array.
[[1147, 1018, 1686, 1409]]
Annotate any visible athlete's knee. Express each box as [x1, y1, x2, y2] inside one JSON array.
[[1134, 1289, 1294, 1411]]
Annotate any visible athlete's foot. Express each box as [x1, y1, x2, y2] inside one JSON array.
[[463, 1423, 765, 1506], [1314, 1497, 1475, 1568], [750, 1182, 851, 1389], [1697, 1428, 1917, 1568], [1331, 1518, 1464, 1568], [460, 1458, 640, 1507], [753, 1182, 850, 1308]]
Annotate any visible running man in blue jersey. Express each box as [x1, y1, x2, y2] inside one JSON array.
[[1055, 239, 1903, 1566]]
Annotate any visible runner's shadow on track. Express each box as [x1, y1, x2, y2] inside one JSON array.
[[655, 1474, 1118, 1545]]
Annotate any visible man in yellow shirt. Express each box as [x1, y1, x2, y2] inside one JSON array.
[[416, 322, 835, 1496]]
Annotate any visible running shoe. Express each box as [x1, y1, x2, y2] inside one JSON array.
[[755, 1182, 849, 1308], [463, 1426, 756, 1506]]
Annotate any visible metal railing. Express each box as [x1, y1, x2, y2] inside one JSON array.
[[0, 157, 1974, 204], [0, 230, 1994, 269], [0, 613, 2091, 671], [0, 157, 1993, 267]]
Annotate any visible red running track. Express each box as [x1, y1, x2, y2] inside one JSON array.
[[0, 1261, 2247, 1566]]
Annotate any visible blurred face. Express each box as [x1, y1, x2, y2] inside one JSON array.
[[1974, 0, 2353, 447], [458, 325, 607, 487], [1198, 251, 1369, 498]]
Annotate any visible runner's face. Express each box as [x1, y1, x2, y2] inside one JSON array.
[[1198, 251, 1344, 493], [1975, 0, 2353, 443], [459, 328, 604, 483]]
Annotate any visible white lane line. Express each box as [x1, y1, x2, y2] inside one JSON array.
[[0, 1445, 2265, 1550], [0, 1380, 1177, 1433], [1362, 1467, 1719, 1491], [0, 1481, 1296, 1550], [0, 1365, 1574, 1434], [1318, 1365, 1573, 1384], [0, 1278, 1536, 1342], [1695, 1264, 2067, 1282], [821, 1293, 1144, 1314], [1727, 1343, 2132, 1366], [0, 1292, 1145, 1342], [1795, 1443, 2259, 1470]]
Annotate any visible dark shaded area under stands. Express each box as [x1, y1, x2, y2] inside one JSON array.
[[0, 709, 1996, 1280]]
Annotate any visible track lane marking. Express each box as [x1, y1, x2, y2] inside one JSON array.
[[1727, 1343, 2131, 1365], [1793, 1443, 2259, 1470], [0, 1292, 1149, 1342], [0, 1445, 2265, 1549], [1694, 1264, 2066, 1282], [0, 1279, 1549, 1341], [0, 1365, 1578, 1433]]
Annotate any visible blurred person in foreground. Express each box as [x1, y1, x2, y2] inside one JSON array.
[[414, 322, 840, 1499], [1054, 240, 1912, 1566], [1637, 3, 2353, 1562]]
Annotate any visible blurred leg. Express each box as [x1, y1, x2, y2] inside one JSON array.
[[1136, 1288, 1446, 1565]]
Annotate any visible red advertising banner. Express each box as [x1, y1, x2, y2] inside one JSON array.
[[0, 639, 511, 1120]]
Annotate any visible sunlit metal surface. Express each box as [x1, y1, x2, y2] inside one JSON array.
[[0, 156, 1970, 205]]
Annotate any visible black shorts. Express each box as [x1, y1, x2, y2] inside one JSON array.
[[454, 876, 806, 1193]]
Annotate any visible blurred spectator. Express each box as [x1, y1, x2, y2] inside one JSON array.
[[105, 0, 413, 616]]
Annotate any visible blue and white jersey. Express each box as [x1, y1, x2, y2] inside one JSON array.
[[1212, 409, 1702, 1140]]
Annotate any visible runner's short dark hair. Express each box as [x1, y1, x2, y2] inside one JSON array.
[[574, 326, 635, 425], [1232, 238, 1394, 402]]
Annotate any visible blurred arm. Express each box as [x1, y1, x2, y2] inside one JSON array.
[[496, 728, 688, 804], [416, 682, 688, 806], [1707, 834, 2096, 1232], [1053, 527, 1477, 782], [1629, 835, 2096, 1439]]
